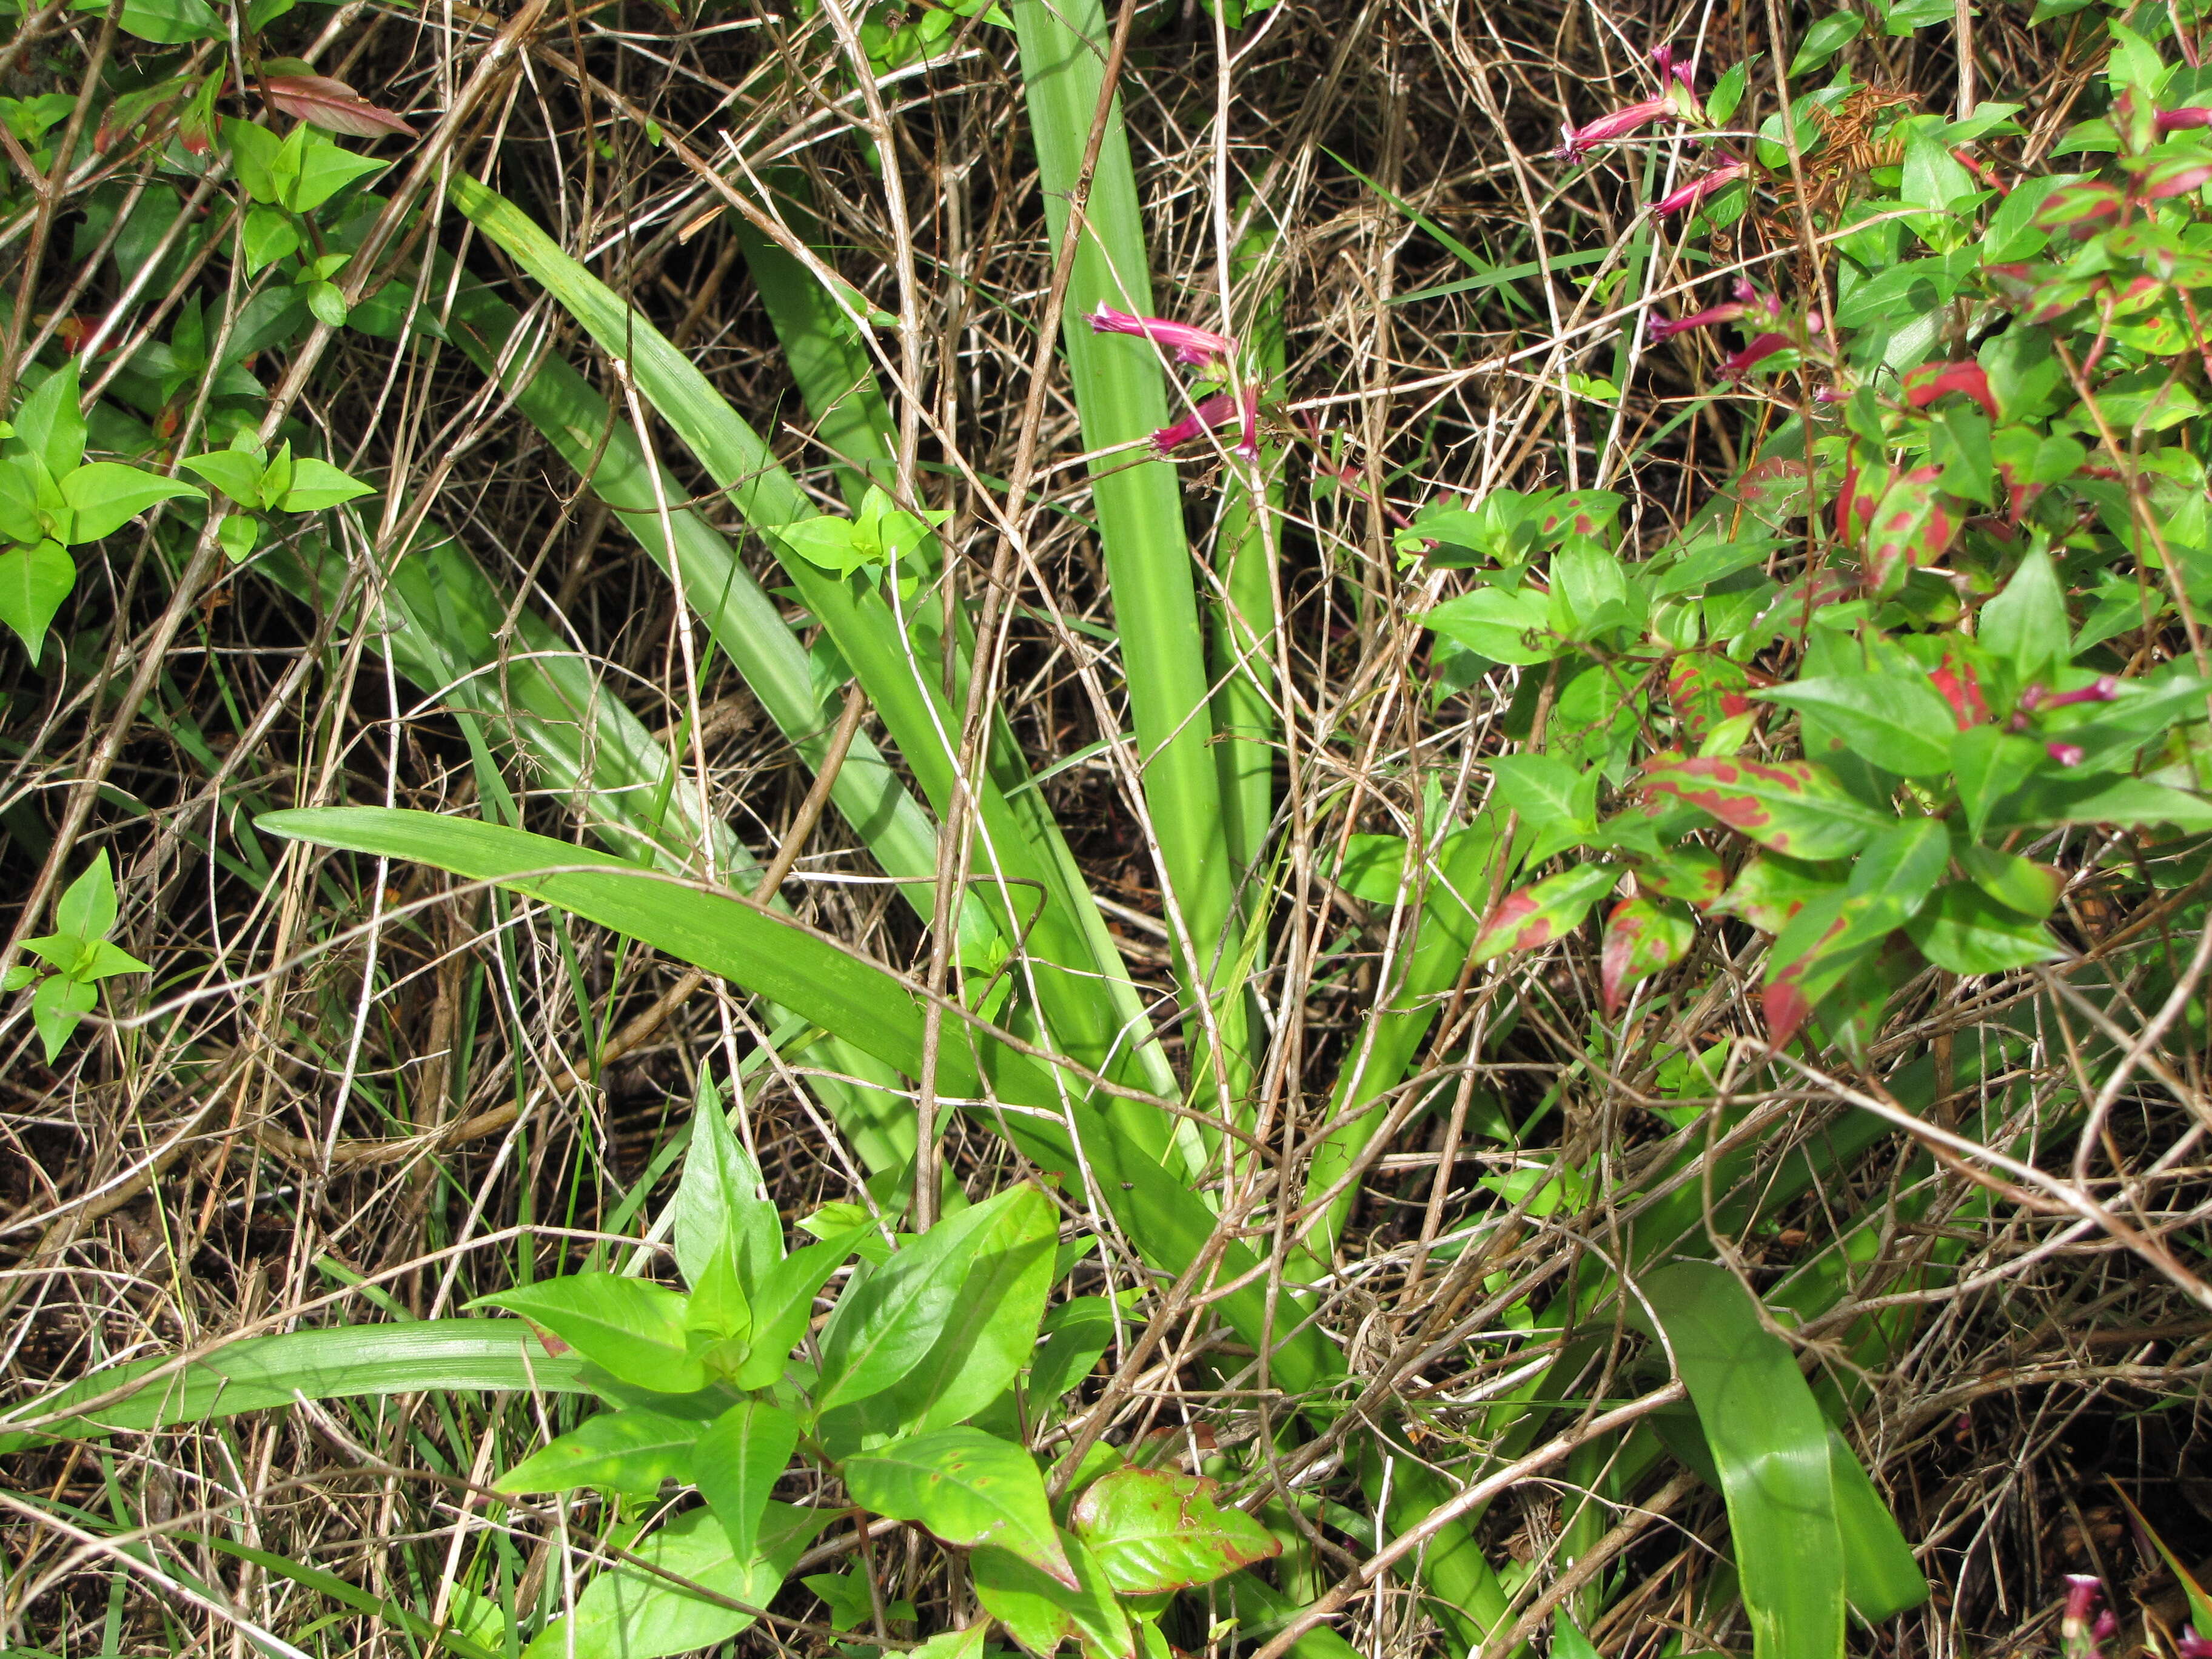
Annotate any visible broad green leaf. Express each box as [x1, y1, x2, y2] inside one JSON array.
[[32, 973, 95, 1060], [1469, 863, 1618, 966], [843, 1426, 1076, 1586], [1904, 883, 2065, 973], [1790, 11, 1862, 74], [726, 1241, 850, 1390], [694, 1399, 799, 1564], [1424, 585, 1558, 665], [803, 1572, 877, 1632], [1845, 817, 1949, 916], [181, 447, 270, 508], [0, 539, 74, 661], [1488, 753, 1598, 866], [1640, 756, 1892, 859], [1979, 548, 2070, 686], [58, 463, 203, 544], [672, 1072, 782, 1291], [1755, 674, 1957, 779], [882, 1182, 1057, 1435], [1330, 834, 1409, 902], [1068, 1466, 1279, 1594], [75, 937, 150, 979], [0, 1322, 586, 1451], [12, 359, 85, 479], [1028, 1295, 1115, 1408], [1599, 894, 1696, 1015], [53, 849, 119, 941], [1957, 845, 2060, 917], [1989, 774, 2212, 833], [525, 1503, 825, 1659], [0, 452, 45, 543], [496, 1408, 702, 1495], [1638, 1262, 1848, 1659], [94, 0, 223, 44], [1951, 727, 2042, 839], [972, 1531, 1132, 1659], [289, 130, 387, 213], [911, 1626, 991, 1659], [815, 1188, 1020, 1413], [276, 455, 376, 512], [472, 1274, 704, 1393]]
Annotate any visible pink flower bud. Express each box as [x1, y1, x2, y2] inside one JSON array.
[[1150, 392, 1240, 457], [2047, 742, 2086, 767]]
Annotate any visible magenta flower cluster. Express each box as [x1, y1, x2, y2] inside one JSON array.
[[1086, 307, 1259, 460]]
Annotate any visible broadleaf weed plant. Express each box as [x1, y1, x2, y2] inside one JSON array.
[[3, 2, 2212, 1658]]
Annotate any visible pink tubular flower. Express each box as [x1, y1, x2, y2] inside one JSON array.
[[2047, 741, 2086, 768], [2060, 1576, 2113, 1659], [2159, 106, 2212, 132], [1151, 392, 1240, 457], [1235, 382, 1261, 460], [2042, 674, 2122, 709], [2177, 1627, 2212, 1658], [1558, 46, 1700, 162], [1718, 332, 1791, 380], [1655, 158, 1748, 216], [1649, 277, 1772, 343], [1088, 307, 1236, 370]]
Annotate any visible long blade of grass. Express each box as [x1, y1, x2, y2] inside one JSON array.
[[445, 175, 1161, 1110], [0, 1323, 586, 1450], [1011, 0, 1245, 1076], [259, 806, 1338, 1392]]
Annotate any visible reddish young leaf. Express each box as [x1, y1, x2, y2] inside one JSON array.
[[264, 72, 417, 139], [1834, 456, 1880, 549], [1901, 361, 1999, 420], [1600, 895, 1696, 1014], [1469, 863, 1620, 967], [2031, 181, 2125, 236], [1865, 466, 1957, 594], [1640, 756, 1890, 860], [1760, 893, 1894, 1049], [1664, 651, 1755, 744], [1929, 654, 1989, 729]]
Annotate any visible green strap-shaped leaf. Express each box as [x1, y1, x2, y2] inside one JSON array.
[[1639, 1262, 1857, 1659], [0, 1322, 585, 1452]]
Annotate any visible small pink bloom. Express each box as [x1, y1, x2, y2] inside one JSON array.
[[1649, 300, 1745, 343], [1151, 392, 1239, 457], [2177, 1627, 2211, 1658], [1655, 158, 1747, 216], [1235, 383, 1261, 460], [2157, 106, 2212, 131], [2047, 742, 2086, 767], [1088, 307, 1236, 369], [2063, 1577, 2104, 1629]]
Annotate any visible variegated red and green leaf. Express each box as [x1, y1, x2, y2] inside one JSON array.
[[1708, 855, 1840, 934], [1600, 895, 1697, 1015], [1864, 466, 1958, 595], [1639, 756, 1891, 860], [1664, 652, 1755, 745], [1636, 845, 1728, 909], [1469, 863, 1621, 967]]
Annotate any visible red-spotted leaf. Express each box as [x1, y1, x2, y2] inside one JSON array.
[[1640, 756, 1891, 859], [263, 68, 416, 139], [2031, 180, 2125, 236], [1600, 895, 1697, 1014], [1535, 489, 1624, 541], [1470, 863, 1620, 967], [844, 1427, 1076, 1588], [1763, 819, 1948, 1047], [1638, 845, 1728, 908], [1711, 855, 1840, 934], [1864, 466, 1957, 594], [1664, 651, 1755, 744]]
